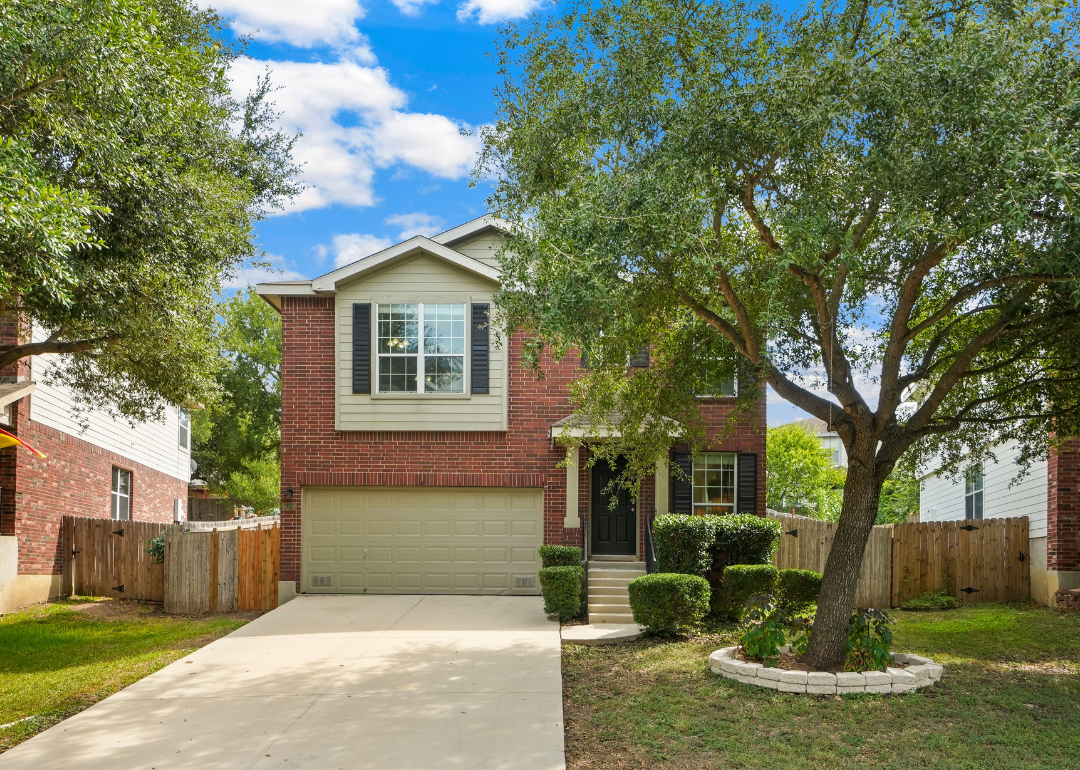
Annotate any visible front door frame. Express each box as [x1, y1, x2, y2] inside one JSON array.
[[589, 455, 639, 557]]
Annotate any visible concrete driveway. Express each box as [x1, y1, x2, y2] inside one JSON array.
[[0, 595, 565, 770]]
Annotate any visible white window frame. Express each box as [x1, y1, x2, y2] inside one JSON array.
[[375, 302, 468, 395], [178, 409, 190, 450], [965, 464, 983, 520], [111, 467, 132, 521], [692, 452, 738, 515]]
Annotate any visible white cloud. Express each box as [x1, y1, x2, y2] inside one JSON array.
[[391, 0, 441, 16], [224, 254, 305, 289], [198, 0, 367, 48], [229, 52, 483, 214], [331, 233, 394, 268], [384, 212, 444, 240], [456, 0, 543, 24]]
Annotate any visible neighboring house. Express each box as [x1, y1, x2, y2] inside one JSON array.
[[783, 416, 848, 467], [256, 216, 766, 597], [0, 324, 191, 612], [919, 437, 1080, 605]]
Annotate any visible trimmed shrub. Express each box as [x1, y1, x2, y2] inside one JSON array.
[[652, 514, 721, 575], [775, 569, 823, 614], [539, 566, 584, 620], [714, 515, 782, 566], [721, 564, 778, 620], [900, 589, 960, 611], [538, 545, 583, 567], [627, 573, 710, 636]]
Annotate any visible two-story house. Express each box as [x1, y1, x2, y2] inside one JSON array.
[[256, 216, 766, 608], [0, 325, 191, 612]]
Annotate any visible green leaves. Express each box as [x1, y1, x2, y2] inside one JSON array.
[[766, 424, 845, 520]]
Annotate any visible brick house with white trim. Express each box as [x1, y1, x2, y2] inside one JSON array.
[[257, 216, 766, 599]]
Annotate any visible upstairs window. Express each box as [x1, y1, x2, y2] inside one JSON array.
[[179, 409, 190, 450], [699, 377, 736, 398], [692, 453, 736, 515], [965, 465, 983, 520], [377, 303, 465, 394], [111, 467, 132, 521]]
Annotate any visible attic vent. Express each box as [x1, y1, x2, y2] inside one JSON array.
[[514, 576, 536, 588], [311, 575, 333, 587]]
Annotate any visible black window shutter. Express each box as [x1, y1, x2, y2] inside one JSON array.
[[737, 453, 758, 514], [352, 303, 371, 394], [629, 345, 650, 368], [672, 451, 693, 514], [471, 303, 490, 394]]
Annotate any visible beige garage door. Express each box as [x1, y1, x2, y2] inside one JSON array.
[[302, 486, 543, 595]]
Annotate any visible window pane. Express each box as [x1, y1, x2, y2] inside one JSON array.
[[379, 356, 417, 392], [377, 304, 419, 354], [424, 355, 464, 393], [424, 304, 466, 355], [692, 453, 736, 515], [118, 494, 129, 521]]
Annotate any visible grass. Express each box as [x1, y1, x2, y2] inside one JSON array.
[[562, 602, 1080, 769], [0, 598, 250, 753]]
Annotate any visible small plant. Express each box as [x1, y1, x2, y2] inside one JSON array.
[[774, 569, 822, 614], [538, 565, 584, 620], [537, 545, 583, 567], [146, 533, 165, 564], [740, 594, 788, 666], [845, 608, 894, 672], [627, 573, 710, 636], [900, 587, 961, 611], [721, 564, 778, 620]]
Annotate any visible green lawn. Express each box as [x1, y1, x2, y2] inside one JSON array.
[[562, 603, 1080, 769], [0, 599, 249, 753]]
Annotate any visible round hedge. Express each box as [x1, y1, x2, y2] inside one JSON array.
[[538, 544, 583, 567], [627, 572, 710, 636]]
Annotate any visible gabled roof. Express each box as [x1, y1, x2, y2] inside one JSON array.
[[255, 217, 509, 310]]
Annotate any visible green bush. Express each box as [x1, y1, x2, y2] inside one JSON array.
[[539, 566, 584, 620], [652, 514, 721, 575], [714, 514, 782, 565], [538, 545, 583, 567], [721, 564, 778, 620], [627, 573, 710, 636], [845, 608, 894, 672], [775, 569, 823, 614], [900, 589, 960, 611]]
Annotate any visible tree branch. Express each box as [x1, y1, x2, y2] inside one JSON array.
[[0, 72, 68, 108], [0, 336, 120, 369]]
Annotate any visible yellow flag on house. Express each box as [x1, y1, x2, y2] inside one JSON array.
[[0, 427, 45, 459]]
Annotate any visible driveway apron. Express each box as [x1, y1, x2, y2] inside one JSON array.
[[0, 595, 565, 770]]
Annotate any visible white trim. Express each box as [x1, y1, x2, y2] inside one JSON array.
[[564, 446, 580, 528], [429, 214, 510, 246], [312, 237, 500, 292], [374, 302, 468, 396], [0, 381, 35, 410]]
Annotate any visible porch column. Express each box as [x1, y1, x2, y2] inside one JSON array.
[[655, 455, 670, 515], [564, 445, 580, 528]]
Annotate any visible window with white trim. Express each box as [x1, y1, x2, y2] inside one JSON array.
[[111, 467, 132, 521], [178, 409, 190, 450], [692, 452, 736, 515], [377, 303, 466, 393], [699, 378, 736, 398], [965, 465, 983, 520]]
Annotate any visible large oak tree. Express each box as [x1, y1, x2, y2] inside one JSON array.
[[479, 0, 1080, 668]]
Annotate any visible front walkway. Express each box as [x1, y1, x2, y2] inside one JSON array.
[[0, 595, 565, 770]]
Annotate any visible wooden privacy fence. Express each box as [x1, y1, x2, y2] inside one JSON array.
[[164, 524, 279, 614], [891, 517, 1029, 606], [768, 512, 893, 609], [766, 512, 1030, 608], [63, 516, 168, 601]]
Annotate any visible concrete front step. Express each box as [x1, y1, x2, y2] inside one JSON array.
[[588, 585, 632, 597], [586, 569, 645, 580], [590, 612, 636, 624], [588, 601, 631, 613], [588, 576, 638, 586]]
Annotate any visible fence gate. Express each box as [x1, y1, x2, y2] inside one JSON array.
[[164, 524, 279, 614], [891, 518, 1030, 605], [63, 516, 168, 602]]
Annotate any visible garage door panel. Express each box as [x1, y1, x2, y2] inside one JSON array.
[[303, 486, 543, 595]]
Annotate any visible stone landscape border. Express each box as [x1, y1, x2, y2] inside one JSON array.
[[709, 646, 943, 694]]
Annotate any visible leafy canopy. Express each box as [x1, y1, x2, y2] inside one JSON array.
[[192, 288, 281, 513], [0, 0, 299, 421], [766, 423, 845, 519]]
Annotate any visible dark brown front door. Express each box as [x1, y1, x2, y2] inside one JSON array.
[[591, 456, 636, 556]]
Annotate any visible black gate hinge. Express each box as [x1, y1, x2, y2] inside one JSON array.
[[960, 524, 979, 532], [960, 586, 979, 594], [112, 584, 125, 593], [112, 528, 125, 536], [785, 529, 798, 538], [1018, 552, 1026, 562]]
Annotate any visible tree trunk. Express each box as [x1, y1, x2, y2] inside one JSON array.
[[803, 456, 883, 671]]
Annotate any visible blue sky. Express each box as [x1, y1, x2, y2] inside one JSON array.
[[207, 0, 816, 424]]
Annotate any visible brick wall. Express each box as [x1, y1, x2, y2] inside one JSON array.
[[279, 296, 766, 586], [1047, 437, 1080, 573], [4, 397, 186, 575]]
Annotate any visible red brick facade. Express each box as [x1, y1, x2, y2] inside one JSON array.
[[279, 296, 767, 589], [1047, 437, 1080, 573], [0, 393, 186, 577]]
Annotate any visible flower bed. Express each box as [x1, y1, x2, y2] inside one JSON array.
[[708, 646, 942, 694]]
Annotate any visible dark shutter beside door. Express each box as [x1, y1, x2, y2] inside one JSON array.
[[672, 451, 693, 514], [629, 345, 650, 368], [737, 453, 757, 514], [352, 303, 371, 394], [471, 303, 490, 394]]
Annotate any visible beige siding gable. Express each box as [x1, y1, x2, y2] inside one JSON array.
[[336, 253, 507, 432], [446, 232, 505, 270]]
